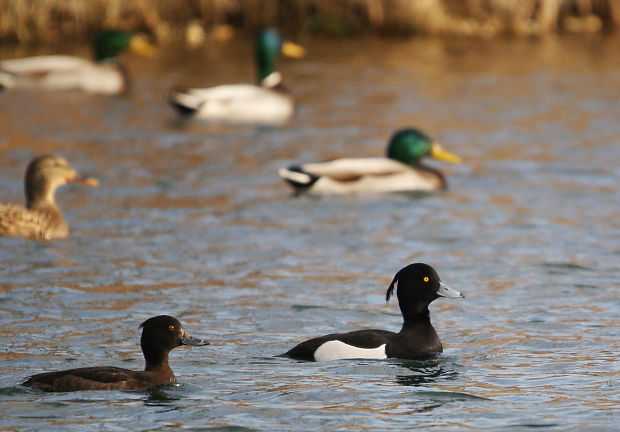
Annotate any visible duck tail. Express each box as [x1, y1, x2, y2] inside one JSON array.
[[0, 69, 16, 90], [278, 166, 319, 189], [168, 89, 204, 116]]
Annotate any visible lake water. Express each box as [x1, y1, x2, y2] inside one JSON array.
[[0, 34, 619, 431]]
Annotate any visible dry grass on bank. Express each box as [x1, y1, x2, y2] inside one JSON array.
[[0, 0, 618, 43]]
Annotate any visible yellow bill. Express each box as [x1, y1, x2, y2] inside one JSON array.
[[129, 34, 157, 58], [281, 40, 306, 58], [430, 142, 462, 164], [67, 170, 99, 187], [78, 177, 100, 187]]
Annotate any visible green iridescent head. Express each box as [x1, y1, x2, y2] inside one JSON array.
[[255, 29, 305, 83], [386, 128, 461, 166], [93, 30, 155, 62], [255, 29, 281, 82], [93, 30, 132, 62]]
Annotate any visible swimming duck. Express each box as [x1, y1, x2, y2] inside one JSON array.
[[279, 263, 463, 362], [0, 30, 155, 94], [169, 28, 305, 125], [0, 155, 98, 241], [22, 315, 209, 392], [278, 128, 462, 194]]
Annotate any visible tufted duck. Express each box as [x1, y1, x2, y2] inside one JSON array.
[[279, 263, 463, 361], [22, 315, 209, 392]]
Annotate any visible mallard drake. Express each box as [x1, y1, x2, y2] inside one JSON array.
[[278, 128, 462, 195], [169, 28, 305, 126], [0, 30, 155, 94], [0, 155, 98, 241]]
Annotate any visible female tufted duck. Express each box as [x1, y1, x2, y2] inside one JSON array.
[[22, 315, 209, 392], [279, 263, 464, 361]]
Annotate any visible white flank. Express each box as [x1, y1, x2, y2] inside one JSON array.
[[301, 158, 407, 178], [0, 55, 124, 94], [0, 55, 91, 73], [313, 340, 387, 362], [180, 84, 292, 125]]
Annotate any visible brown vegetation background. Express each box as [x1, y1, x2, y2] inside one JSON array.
[[1, 0, 618, 43]]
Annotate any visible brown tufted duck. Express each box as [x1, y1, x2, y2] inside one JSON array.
[[22, 315, 209, 392]]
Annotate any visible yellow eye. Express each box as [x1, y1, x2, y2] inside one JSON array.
[[168, 325, 175, 331], [423, 277, 429, 282]]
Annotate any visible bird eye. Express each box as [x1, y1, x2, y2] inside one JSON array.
[[423, 277, 429, 282], [168, 325, 175, 331]]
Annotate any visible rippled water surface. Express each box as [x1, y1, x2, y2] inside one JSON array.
[[1, 35, 619, 431]]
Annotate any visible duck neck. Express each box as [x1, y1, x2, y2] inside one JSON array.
[[25, 179, 58, 211], [256, 47, 277, 83], [396, 305, 442, 356], [257, 64, 275, 83], [26, 186, 66, 227], [417, 164, 447, 189], [142, 347, 173, 374], [27, 199, 59, 215], [399, 305, 432, 329]]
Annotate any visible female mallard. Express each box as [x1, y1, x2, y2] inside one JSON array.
[[278, 128, 462, 194], [0, 30, 155, 94], [169, 29, 305, 126], [0, 155, 98, 241]]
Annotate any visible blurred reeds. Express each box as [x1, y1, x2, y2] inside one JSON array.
[[1, 0, 618, 43]]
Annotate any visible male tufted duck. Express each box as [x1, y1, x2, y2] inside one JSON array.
[[22, 315, 209, 392], [279, 263, 464, 361]]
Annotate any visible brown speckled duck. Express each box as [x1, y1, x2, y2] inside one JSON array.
[[0, 155, 98, 241]]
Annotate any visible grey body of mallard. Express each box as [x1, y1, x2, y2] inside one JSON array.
[[280, 158, 447, 194], [279, 128, 462, 195], [0, 56, 125, 94], [170, 72, 294, 125], [0, 31, 154, 94], [169, 29, 304, 126]]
